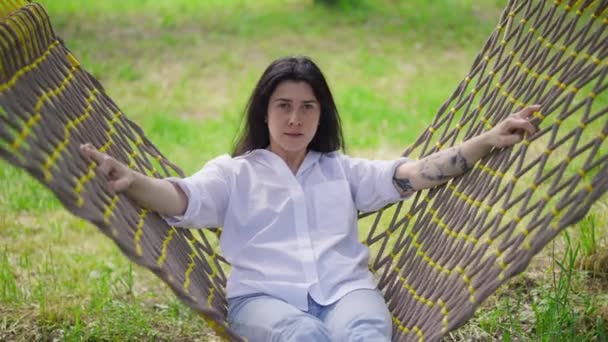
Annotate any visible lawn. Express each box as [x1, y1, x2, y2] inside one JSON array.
[[1, 0, 607, 340]]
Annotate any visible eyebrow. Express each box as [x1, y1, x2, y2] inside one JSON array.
[[273, 98, 318, 104]]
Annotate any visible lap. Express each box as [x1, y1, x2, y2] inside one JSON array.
[[321, 289, 392, 342], [228, 294, 331, 342], [226, 289, 391, 342]]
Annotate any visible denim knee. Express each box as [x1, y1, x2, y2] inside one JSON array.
[[332, 313, 391, 342], [271, 314, 331, 342]]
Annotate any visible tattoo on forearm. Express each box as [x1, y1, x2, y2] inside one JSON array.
[[420, 147, 472, 182], [393, 177, 414, 197], [452, 149, 471, 173]]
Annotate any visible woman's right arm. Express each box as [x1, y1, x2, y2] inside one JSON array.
[[80, 143, 187, 217]]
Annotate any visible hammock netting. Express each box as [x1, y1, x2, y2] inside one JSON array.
[[1, 0, 607, 341]]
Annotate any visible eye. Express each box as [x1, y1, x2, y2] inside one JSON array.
[[304, 104, 314, 110], [278, 102, 290, 109]]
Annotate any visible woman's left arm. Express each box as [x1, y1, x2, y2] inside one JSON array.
[[393, 104, 540, 196]]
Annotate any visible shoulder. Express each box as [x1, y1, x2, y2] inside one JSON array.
[[318, 150, 347, 164], [196, 154, 244, 179], [232, 149, 267, 166], [213, 149, 272, 173], [193, 153, 256, 184], [204, 154, 235, 169], [315, 151, 353, 180], [206, 149, 265, 167], [319, 151, 360, 170]]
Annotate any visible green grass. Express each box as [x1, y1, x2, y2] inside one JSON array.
[[579, 214, 600, 257], [473, 231, 608, 341], [1, 0, 608, 340], [0, 212, 211, 340]]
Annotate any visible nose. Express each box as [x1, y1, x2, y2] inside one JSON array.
[[288, 111, 302, 127]]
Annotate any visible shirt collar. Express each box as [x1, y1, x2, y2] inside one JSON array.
[[245, 149, 321, 176]]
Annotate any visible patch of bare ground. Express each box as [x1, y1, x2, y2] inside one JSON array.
[[576, 249, 608, 279], [0, 306, 62, 342]]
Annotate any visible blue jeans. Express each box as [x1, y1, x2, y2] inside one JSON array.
[[227, 289, 392, 342]]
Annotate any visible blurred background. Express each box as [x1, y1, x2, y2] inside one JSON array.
[[37, 0, 506, 171], [1, 0, 606, 341]]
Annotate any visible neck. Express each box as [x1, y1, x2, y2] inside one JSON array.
[[268, 146, 307, 174]]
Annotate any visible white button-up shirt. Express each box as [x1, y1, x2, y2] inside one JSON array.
[[164, 149, 412, 311]]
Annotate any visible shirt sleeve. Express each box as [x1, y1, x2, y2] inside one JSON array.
[[340, 154, 414, 213], [162, 154, 233, 228]]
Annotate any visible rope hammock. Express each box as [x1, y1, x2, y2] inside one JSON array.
[[1, 0, 607, 340]]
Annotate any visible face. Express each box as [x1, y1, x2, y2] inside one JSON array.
[[266, 81, 321, 157]]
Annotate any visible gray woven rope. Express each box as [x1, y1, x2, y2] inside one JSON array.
[[0, 1, 607, 341]]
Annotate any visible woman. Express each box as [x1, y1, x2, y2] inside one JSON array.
[[80, 56, 538, 341]]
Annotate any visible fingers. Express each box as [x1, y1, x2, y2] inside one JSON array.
[[98, 156, 117, 176], [516, 104, 541, 119], [508, 118, 537, 136], [80, 143, 118, 177], [490, 104, 542, 148], [79, 143, 133, 193], [79, 143, 107, 165], [499, 134, 524, 147], [506, 104, 541, 137]]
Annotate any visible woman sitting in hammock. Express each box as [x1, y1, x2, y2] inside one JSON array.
[[80, 56, 538, 342]]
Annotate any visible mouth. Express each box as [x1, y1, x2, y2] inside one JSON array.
[[284, 133, 303, 137]]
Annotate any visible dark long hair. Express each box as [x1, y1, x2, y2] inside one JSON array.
[[232, 56, 345, 156]]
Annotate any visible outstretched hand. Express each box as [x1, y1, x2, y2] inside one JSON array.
[[486, 104, 540, 148], [79, 143, 135, 193]]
